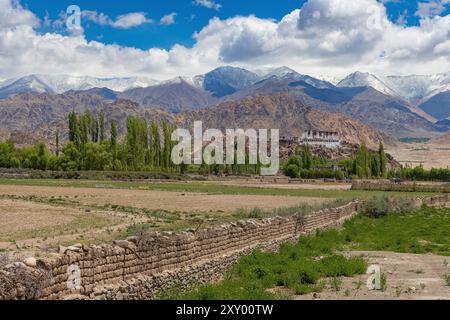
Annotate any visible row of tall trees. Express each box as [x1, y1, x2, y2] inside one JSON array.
[[0, 111, 265, 175], [66, 111, 178, 172], [282, 142, 388, 179], [388, 166, 450, 181], [353, 142, 387, 178]]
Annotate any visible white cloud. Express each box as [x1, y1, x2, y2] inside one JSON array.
[[112, 12, 152, 28], [193, 0, 222, 11], [0, 0, 39, 28], [416, 0, 450, 19], [160, 12, 177, 25], [0, 0, 449, 82], [79, 11, 152, 29], [82, 10, 112, 26]]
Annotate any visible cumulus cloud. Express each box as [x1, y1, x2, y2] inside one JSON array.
[[0, 0, 449, 81], [112, 12, 153, 28], [0, 0, 39, 28], [193, 0, 222, 11], [160, 12, 177, 25], [415, 0, 450, 19], [78, 11, 152, 29]]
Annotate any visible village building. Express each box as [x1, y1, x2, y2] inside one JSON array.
[[299, 130, 341, 149]]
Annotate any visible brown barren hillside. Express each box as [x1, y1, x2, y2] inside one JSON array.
[[178, 93, 396, 149], [0, 91, 395, 150], [0, 92, 174, 145], [431, 132, 450, 144]]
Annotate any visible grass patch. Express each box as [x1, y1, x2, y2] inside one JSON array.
[[0, 213, 114, 242], [175, 204, 450, 299], [0, 178, 437, 199], [233, 199, 352, 219]]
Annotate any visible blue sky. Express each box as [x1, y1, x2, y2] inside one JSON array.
[[1, 0, 449, 80], [21, 0, 450, 50], [24, 0, 306, 49]]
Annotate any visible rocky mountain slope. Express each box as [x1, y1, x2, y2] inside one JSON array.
[[178, 93, 394, 149], [223, 76, 443, 137], [321, 88, 444, 138], [418, 91, 450, 121], [0, 91, 393, 150], [118, 77, 217, 113], [0, 74, 157, 98], [0, 92, 174, 143], [1, 66, 449, 141], [338, 71, 399, 97]]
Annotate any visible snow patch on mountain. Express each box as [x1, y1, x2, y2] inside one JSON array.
[[384, 72, 450, 102], [0, 74, 158, 95], [337, 72, 399, 97]]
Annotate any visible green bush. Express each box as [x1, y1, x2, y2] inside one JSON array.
[[360, 196, 419, 218], [445, 274, 450, 286], [283, 164, 300, 178], [360, 195, 391, 218]]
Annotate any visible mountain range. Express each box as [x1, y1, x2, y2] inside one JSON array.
[[0, 66, 449, 146]]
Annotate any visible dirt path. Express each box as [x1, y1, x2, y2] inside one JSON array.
[[296, 251, 450, 300]]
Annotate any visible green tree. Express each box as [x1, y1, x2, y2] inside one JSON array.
[[55, 130, 60, 157], [125, 117, 148, 170], [149, 122, 161, 168], [68, 110, 79, 145], [354, 142, 371, 178], [98, 112, 105, 142], [110, 120, 118, 159], [83, 142, 113, 171], [378, 142, 387, 178], [302, 145, 313, 170]]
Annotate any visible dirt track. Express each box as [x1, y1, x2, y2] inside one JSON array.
[[296, 251, 450, 300]]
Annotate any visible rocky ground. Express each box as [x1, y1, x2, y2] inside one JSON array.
[[296, 251, 450, 300]]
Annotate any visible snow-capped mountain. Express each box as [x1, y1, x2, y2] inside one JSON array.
[[0, 75, 55, 98], [337, 72, 399, 97], [258, 66, 300, 80], [383, 72, 450, 102], [256, 66, 334, 89], [0, 74, 158, 98], [198, 66, 260, 97]]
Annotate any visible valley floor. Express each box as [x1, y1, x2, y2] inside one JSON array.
[[387, 142, 450, 169], [0, 177, 448, 301], [296, 251, 450, 300]]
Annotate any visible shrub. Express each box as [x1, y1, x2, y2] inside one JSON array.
[[360, 195, 391, 218], [395, 197, 418, 214], [284, 164, 300, 178], [445, 274, 450, 286]]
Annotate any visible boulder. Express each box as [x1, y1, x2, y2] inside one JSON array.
[[24, 257, 37, 268]]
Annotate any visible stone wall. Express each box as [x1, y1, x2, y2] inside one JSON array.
[[352, 180, 450, 193], [1, 194, 449, 300]]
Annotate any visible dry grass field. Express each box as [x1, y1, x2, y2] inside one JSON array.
[[387, 142, 450, 169], [0, 185, 327, 212], [0, 179, 335, 251]]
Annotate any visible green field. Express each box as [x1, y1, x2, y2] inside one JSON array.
[[0, 178, 438, 199], [164, 205, 450, 300]]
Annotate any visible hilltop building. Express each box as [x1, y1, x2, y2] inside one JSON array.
[[300, 130, 341, 148], [280, 131, 341, 148]]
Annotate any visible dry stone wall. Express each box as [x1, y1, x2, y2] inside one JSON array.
[[1, 194, 449, 300], [352, 180, 450, 193]]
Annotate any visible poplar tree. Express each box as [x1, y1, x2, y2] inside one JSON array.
[[55, 130, 60, 157], [378, 142, 387, 178], [99, 112, 105, 143], [110, 120, 118, 159]]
